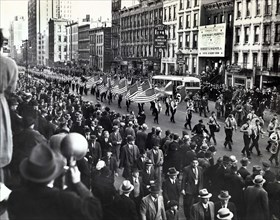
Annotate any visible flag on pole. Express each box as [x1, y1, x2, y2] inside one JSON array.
[[112, 78, 127, 94], [132, 88, 158, 103], [126, 82, 142, 100], [141, 79, 152, 92]]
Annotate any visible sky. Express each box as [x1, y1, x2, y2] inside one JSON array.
[[0, 0, 138, 33]]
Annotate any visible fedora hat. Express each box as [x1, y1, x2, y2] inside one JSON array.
[[19, 143, 64, 183], [240, 157, 250, 166], [217, 208, 234, 220], [218, 191, 231, 200], [253, 175, 266, 185], [149, 184, 161, 194], [198, 189, 212, 198], [120, 180, 134, 193], [167, 167, 179, 176]]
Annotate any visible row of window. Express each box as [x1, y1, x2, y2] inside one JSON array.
[[178, 13, 198, 29], [121, 45, 161, 58], [206, 13, 232, 26], [121, 8, 163, 29], [234, 52, 280, 71], [121, 28, 154, 43], [178, 32, 198, 49], [235, 23, 280, 44], [57, 35, 67, 42], [236, 0, 280, 18], [163, 5, 176, 21], [179, 0, 199, 10]]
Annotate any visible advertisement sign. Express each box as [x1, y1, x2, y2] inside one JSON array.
[[154, 25, 167, 49], [198, 23, 226, 57]]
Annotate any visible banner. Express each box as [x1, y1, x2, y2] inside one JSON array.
[[198, 23, 226, 57]]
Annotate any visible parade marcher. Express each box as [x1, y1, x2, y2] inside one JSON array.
[[224, 114, 237, 151], [268, 126, 280, 166], [185, 104, 194, 130], [224, 102, 233, 119], [240, 118, 252, 158], [117, 94, 122, 108], [153, 99, 162, 124], [181, 157, 203, 219], [7, 143, 103, 220], [215, 97, 223, 119], [140, 184, 167, 220], [266, 114, 278, 152], [170, 99, 178, 123], [199, 96, 208, 118], [246, 109, 258, 122], [207, 111, 220, 145], [214, 191, 237, 220], [249, 119, 265, 156], [192, 119, 209, 137], [244, 175, 269, 220], [0, 29, 18, 183], [120, 135, 140, 179], [190, 188, 215, 220], [165, 96, 170, 116]]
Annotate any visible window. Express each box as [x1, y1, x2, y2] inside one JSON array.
[[244, 26, 250, 43], [164, 8, 167, 21], [275, 24, 280, 42], [243, 53, 248, 68], [169, 7, 172, 20], [277, 0, 280, 14], [194, 0, 198, 7], [264, 24, 271, 44], [167, 26, 171, 39], [228, 14, 232, 25], [179, 16, 183, 29], [193, 57, 197, 73], [246, 0, 251, 17], [185, 33, 190, 48], [178, 34, 183, 48], [220, 14, 224, 23], [237, 2, 242, 18], [234, 52, 239, 64], [173, 6, 176, 20], [273, 53, 280, 71], [256, 0, 261, 15], [214, 16, 218, 24], [253, 53, 258, 66], [172, 25, 176, 39], [265, 0, 271, 14], [263, 53, 268, 68], [186, 0, 191, 8], [235, 27, 241, 43], [194, 13, 198, 27], [179, 0, 183, 10], [193, 33, 198, 48], [58, 35, 61, 42], [58, 46, 61, 52], [186, 15, 190, 28], [207, 17, 211, 25], [167, 44, 170, 57], [172, 44, 175, 57], [254, 26, 260, 43]]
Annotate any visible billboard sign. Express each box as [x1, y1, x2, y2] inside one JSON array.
[[154, 25, 167, 49], [198, 23, 226, 57]]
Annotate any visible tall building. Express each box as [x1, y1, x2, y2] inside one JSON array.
[[89, 27, 112, 72], [66, 21, 79, 63], [161, 0, 178, 75], [228, 0, 280, 89], [78, 24, 90, 66], [111, 0, 121, 61], [120, 0, 163, 75], [9, 16, 28, 61], [48, 18, 69, 67], [28, 0, 72, 66]]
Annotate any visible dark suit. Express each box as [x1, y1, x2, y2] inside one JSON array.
[[214, 201, 237, 220], [237, 167, 250, 180], [120, 144, 140, 179], [136, 130, 148, 153], [266, 181, 280, 219], [190, 202, 215, 220], [263, 170, 276, 185], [142, 167, 156, 196], [140, 194, 166, 220], [162, 178, 180, 205], [244, 185, 269, 220], [166, 209, 179, 220], [108, 131, 122, 161], [102, 155, 118, 178], [7, 182, 102, 220], [115, 194, 138, 220], [181, 165, 203, 219]]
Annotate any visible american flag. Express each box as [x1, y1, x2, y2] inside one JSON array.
[[86, 76, 102, 88], [112, 78, 127, 94], [132, 88, 158, 103], [126, 80, 151, 100]]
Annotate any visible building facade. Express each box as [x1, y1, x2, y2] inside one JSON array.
[[199, 0, 234, 83], [161, 0, 178, 75], [48, 18, 69, 67], [120, 0, 163, 75], [229, 0, 280, 89], [9, 16, 28, 61], [78, 24, 90, 65], [66, 21, 79, 63], [89, 27, 112, 72], [111, 0, 121, 61]]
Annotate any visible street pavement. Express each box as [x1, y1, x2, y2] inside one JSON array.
[[81, 92, 279, 220]]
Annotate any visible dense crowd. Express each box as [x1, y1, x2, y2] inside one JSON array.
[[1, 30, 280, 220]]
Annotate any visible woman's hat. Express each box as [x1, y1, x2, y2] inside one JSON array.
[[19, 143, 64, 183], [120, 180, 134, 193], [198, 189, 212, 198], [217, 208, 234, 220], [167, 167, 179, 176], [218, 191, 231, 200], [253, 175, 266, 185]]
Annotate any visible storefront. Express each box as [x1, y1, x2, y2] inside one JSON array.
[[225, 65, 254, 89]]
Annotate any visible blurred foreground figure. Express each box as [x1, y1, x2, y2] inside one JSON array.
[[0, 29, 18, 181]]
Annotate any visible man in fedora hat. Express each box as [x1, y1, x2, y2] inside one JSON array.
[[142, 159, 157, 196], [162, 167, 180, 206], [165, 200, 179, 220], [216, 208, 234, 220], [181, 157, 203, 219], [140, 184, 166, 220], [237, 157, 251, 180], [244, 175, 269, 220], [266, 171, 280, 220], [7, 143, 102, 220], [108, 125, 122, 162], [190, 188, 215, 220], [115, 180, 138, 220], [214, 191, 237, 220]]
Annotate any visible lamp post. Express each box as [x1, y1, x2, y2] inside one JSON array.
[[176, 50, 184, 75]]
